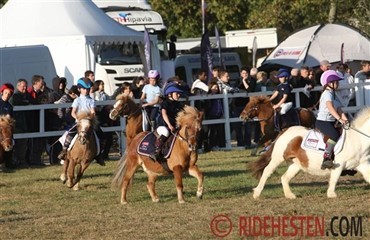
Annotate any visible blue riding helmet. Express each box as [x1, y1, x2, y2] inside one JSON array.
[[164, 83, 183, 96], [77, 78, 92, 89]]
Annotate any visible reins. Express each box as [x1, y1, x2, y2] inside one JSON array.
[[346, 124, 370, 139]]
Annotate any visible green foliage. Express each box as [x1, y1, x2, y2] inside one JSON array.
[[149, 0, 369, 39]]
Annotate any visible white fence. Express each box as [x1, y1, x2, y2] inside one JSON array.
[[13, 81, 370, 153]]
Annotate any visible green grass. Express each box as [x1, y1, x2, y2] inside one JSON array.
[[1, 149, 369, 239]]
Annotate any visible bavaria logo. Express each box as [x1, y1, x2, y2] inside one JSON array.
[[274, 49, 284, 58], [118, 12, 130, 22]]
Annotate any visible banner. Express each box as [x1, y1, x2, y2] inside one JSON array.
[[252, 36, 257, 67], [201, 29, 213, 81], [215, 26, 225, 69], [144, 27, 151, 72]]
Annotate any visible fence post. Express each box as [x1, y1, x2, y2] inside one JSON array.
[[222, 91, 232, 150]]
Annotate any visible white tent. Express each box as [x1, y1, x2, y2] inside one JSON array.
[[0, 0, 143, 91], [261, 23, 370, 70]]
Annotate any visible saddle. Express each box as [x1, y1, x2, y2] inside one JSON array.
[[137, 132, 176, 161], [275, 108, 300, 131], [58, 130, 100, 154]]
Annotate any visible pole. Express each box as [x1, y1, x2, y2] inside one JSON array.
[[201, 0, 205, 34]]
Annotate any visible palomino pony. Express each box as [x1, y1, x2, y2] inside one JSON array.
[[109, 94, 145, 147], [112, 106, 204, 204], [250, 107, 370, 199], [240, 96, 315, 155], [0, 115, 14, 164], [60, 111, 98, 190]]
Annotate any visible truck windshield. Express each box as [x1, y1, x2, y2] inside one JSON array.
[[97, 42, 142, 65]]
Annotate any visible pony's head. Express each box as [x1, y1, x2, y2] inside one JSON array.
[[76, 111, 97, 145], [351, 107, 370, 130], [0, 115, 14, 151], [176, 106, 202, 151], [109, 94, 137, 120], [240, 96, 270, 121]]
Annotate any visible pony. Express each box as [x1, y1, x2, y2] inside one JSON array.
[[0, 115, 15, 164], [60, 111, 98, 190], [112, 106, 204, 204], [250, 107, 370, 199], [109, 94, 144, 147], [240, 96, 316, 155]]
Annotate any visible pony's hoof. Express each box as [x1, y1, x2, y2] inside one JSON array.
[[253, 188, 260, 199], [196, 193, 203, 199], [67, 182, 73, 188], [285, 194, 296, 199], [152, 198, 160, 203], [327, 192, 337, 198], [60, 174, 66, 183], [178, 200, 185, 204], [120, 201, 128, 205]]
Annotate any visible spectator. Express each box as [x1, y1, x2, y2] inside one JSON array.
[[92, 80, 108, 101], [85, 70, 95, 83], [0, 83, 15, 169], [55, 85, 80, 130], [9, 79, 33, 168], [354, 60, 370, 106], [206, 82, 225, 150], [216, 70, 236, 93], [131, 76, 145, 99], [315, 59, 331, 85], [191, 69, 209, 153], [231, 67, 255, 148], [291, 66, 315, 108], [255, 71, 268, 92], [52, 76, 67, 98], [140, 70, 161, 131], [27, 75, 46, 166], [336, 63, 355, 107]]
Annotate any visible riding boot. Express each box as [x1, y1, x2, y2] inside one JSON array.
[[321, 139, 336, 170], [149, 135, 167, 161], [274, 112, 281, 132], [57, 131, 75, 160], [95, 139, 106, 166]]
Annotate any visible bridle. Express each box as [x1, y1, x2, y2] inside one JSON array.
[[111, 102, 141, 119], [175, 125, 199, 151], [242, 104, 274, 122]]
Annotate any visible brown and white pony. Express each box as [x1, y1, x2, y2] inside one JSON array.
[[250, 107, 370, 199], [60, 111, 98, 190], [109, 94, 143, 148], [240, 96, 316, 155], [112, 106, 204, 204], [0, 115, 14, 164]]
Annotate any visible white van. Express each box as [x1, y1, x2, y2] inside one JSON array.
[[174, 52, 242, 87], [0, 45, 57, 87]]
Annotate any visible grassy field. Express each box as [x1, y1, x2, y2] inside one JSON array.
[[1, 149, 369, 239]]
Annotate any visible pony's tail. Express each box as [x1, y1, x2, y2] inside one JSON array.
[[248, 141, 276, 180], [111, 151, 128, 189]]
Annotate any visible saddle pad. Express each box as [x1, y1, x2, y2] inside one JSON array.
[[301, 129, 345, 155], [137, 132, 176, 159]]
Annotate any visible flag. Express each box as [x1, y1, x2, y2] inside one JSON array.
[[340, 43, 344, 64], [144, 27, 151, 72], [201, 30, 213, 82], [215, 26, 225, 69], [252, 36, 258, 67]]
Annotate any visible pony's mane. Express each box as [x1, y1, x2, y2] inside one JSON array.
[[0, 115, 15, 128], [352, 107, 370, 128], [176, 106, 200, 127], [76, 111, 99, 128], [250, 96, 269, 105]]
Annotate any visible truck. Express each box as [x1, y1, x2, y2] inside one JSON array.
[[92, 0, 169, 83], [174, 52, 242, 87], [0, 45, 57, 88]]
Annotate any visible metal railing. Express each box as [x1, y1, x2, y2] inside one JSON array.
[[13, 81, 370, 153]]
